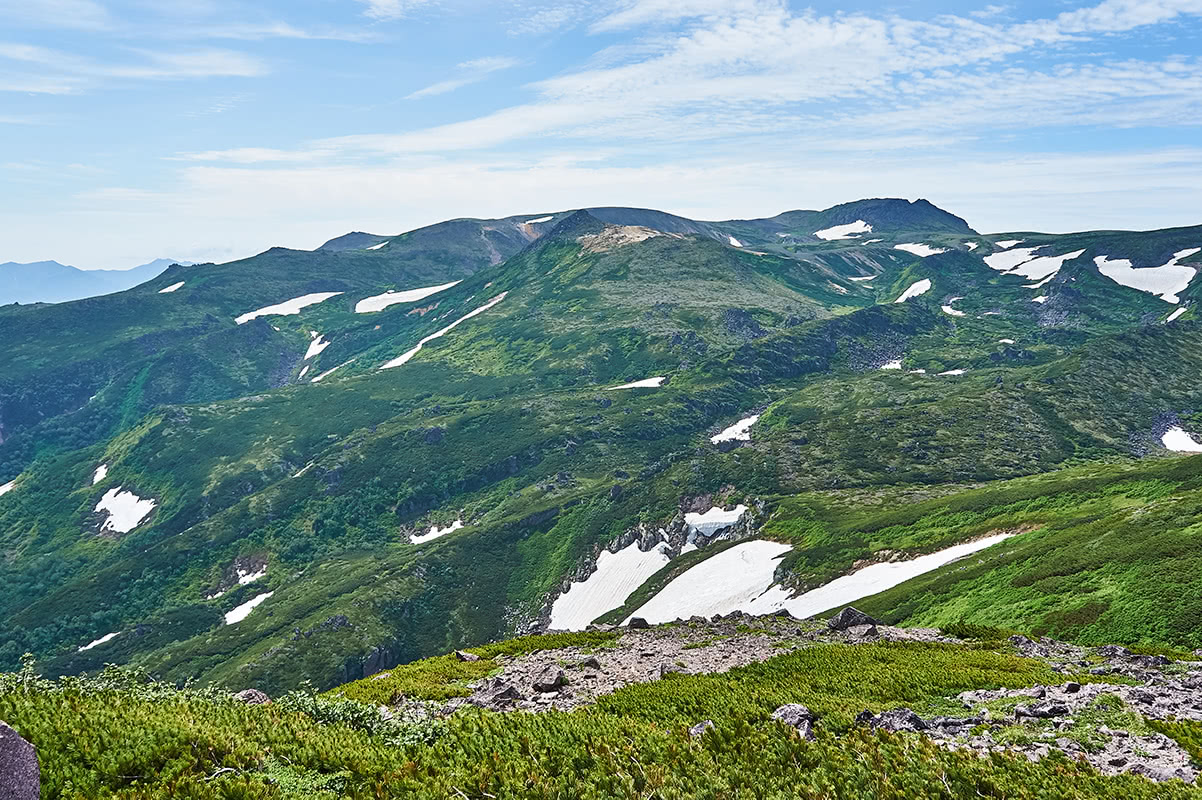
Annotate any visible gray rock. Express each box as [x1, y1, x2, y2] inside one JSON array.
[[828, 607, 878, 631], [1097, 645, 1131, 658], [771, 704, 816, 728], [0, 720, 39, 800], [689, 720, 715, 738], [578, 656, 601, 670], [1063, 682, 1081, 694], [659, 662, 687, 679], [847, 623, 879, 638], [1015, 701, 1069, 719], [628, 617, 650, 630], [870, 708, 928, 732], [455, 650, 480, 662], [234, 689, 270, 705], [533, 667, 567, 693]]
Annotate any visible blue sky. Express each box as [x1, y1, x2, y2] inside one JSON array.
[[2, 0, 1201, 268]]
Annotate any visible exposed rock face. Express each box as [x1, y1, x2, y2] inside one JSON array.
[[0, 720, 39, 800], [234, 689, 271, 705], [455, 650, 480, 662], [827, 606, 878, 631]]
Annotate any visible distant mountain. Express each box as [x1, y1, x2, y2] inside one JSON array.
[[0, 258, 193, 305]]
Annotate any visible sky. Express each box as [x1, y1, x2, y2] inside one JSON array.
[[2, 0, 1201, 269]]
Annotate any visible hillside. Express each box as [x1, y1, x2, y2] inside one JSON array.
[[0, 198, 1200, 704]]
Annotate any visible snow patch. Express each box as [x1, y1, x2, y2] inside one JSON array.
[[158, 281, 184, 294], [1032, 296, 1049, 304], [625, 540, 791, 624], [410, 520, 464, 545], [1166, 307, 1188, 324], [1024, 273, 1056, 289], [379, 292, 508, 369], [0, 480, 13, 497], [894, 243, 948, 258], [728, 235, 744, 248], [984, 247, 1039, 272], [366, 240, 389, 250], [551, 541, 672, 631], [848, 275, 876, 282], [78, 631, 122, 652], [304, 333, 331, 360], [524, 216, 554, 224], [880, 360, 903, 370], [999, 338, 1016, 344], [237, 566, 267, 586], [813, 220, 872, 241], [994, 240, 1023, 249], [94, 487, 156, 534], [743, 533, 1020, 619], [1095, 250, 1198, 304], [685, 505, 748, 538], [355, 281, 462, 313], [941, 297, 965, 317], [225, 591, 274, 625], [92, 464, 108, 485], [311, 359, 354, 383], [1008, 249, 1085, 281], [235, 292, 343, 324], [293, 462, 314, 478], [938, 369, 966, 376], [298, 365, 310, 379], [861, 239, 883, 245], [1162, 426, 1202, 453], [965, 242, 979, 251], [711, 415, 760, 444], [606, 377, 666, 390], [894, 278, 932, 303]]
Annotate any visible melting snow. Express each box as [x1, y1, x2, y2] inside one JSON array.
[[626, 540, 791, 624], [965, 242, 979, 251], [92, 464, 108, 485], [849, 275, 876, 282], [606, 377, 666, 390], [941, 297, 965, 317], [728, 235, 744, 248], [225, 591, 274, 625], [880, 360, 903, 370], [1032, 296, 1049, 304], [1166, 307, 1188, 324], [813, 220, 872, 241], [0, 480, 14, 497], [1024, 274, 1056, 289], [237, 566, 267, 586], [1095, 250, 1198, 304], [861, 239, 884, 245], [298, 365, 310, 379], [999, 338, 1016, 344], [94, 487, 156, 534], [235, 292, 343, 324], [158, 281, 184, 294], [410, 520, 464, 545], [379, 292, 508, 369], [366, 240, 389, 250], [743, 533, 1020, 619], [551, 541, 673, 631], [525, 216, 554, 224], [938, 369, 966, 376], [311, 359, 354, 383], [1162, 426, 1202, 452], [1008, 249, 1085, 281], [293, 462, 314, 478], [304, 333, 331, 360], [994, 240, 1023, 249], [78, 631, 122, 652], [984, 247, 1040, 272], [354, 281, 462, 313], [685, 505, 747, 538], [894, 243, 948, 258], [894, 278, 932, 303], [711, 415, 760, 444]]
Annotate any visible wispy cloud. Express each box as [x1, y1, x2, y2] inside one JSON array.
[[356, 0, 436, 21], [405, 55, 521, 99], [0, 0, 111, 30]]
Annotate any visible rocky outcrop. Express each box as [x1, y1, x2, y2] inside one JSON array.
[[0, 720, 39, 800], [234, 689, 271, 705]]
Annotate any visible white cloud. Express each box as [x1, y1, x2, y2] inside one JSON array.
[[405, 55, 520, 99], [0, 0, 110, 30], [357, 0, 435, 20], [0, 42, 267, 89]]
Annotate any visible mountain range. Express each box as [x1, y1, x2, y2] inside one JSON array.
[[0, 197, 1199, 696], [0, 258, 193, 305]]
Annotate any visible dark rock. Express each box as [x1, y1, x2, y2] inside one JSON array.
[[234, 689, 271, 705], [533, 667, 567, 693], [659, 662, 687, 679], [455, 650, 480, 662], [828, 607, 878, 631], [1097, 645, 1132, 658], [0, 721, 39, 800], [854, 710, 875, 726], [689, 720, 715, 738], [773, 608, 793, 618], [870, 708, 928, 732], [1089, 666, 1112, 675], [1015, 701, 1069, 719], [1063, 682, 1082, 694], [578, 656, 601, 670], [628, 617, 650, 630], [689, 616, 708, 624], [1130, 654, 1171, 668]]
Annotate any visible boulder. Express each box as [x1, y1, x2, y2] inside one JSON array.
[[1097, 645, 1132, 658], [628, 617, 650, 630], [455, 650, 480, 662], [771, 704, 816, 740], [659, 662, 687, 679], [578, 656, 601, 670], [0, 721, 39, 800], [828, 607, 878, 632], [847, 623, 878, 638], [1015, 701, 1069, 719], [533, 667, 567, 693], [688, 720, 715, 738], [1063, 682, 1082, 694], [869, 708, 928, 732], [234, 689, 271, 705]]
